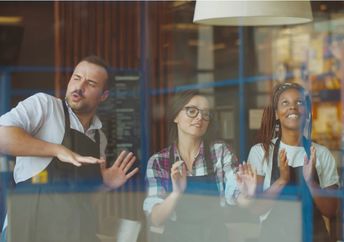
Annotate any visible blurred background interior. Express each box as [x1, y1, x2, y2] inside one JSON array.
[[0, 1, 343, 242]]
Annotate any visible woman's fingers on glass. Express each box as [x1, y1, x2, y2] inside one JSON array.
[[236, 173, 242, 183], [242, 161, 248, 174], [242, 161, 254, 176], [310, 145, 316, 163], [247, 163, 254, 176], [279, 149, 289, 167], [236, 163, 243, 175], [170, 167, 179, 178], [181, 165, 187, 176], [171, 161, 185, 178], [279, 148, 285, 160], [237, 162, 254, 178], [176, 160, 185, 175], [303, 156, 309, 165], [251, 165, 257, 177], [171, 160, 184, 175]]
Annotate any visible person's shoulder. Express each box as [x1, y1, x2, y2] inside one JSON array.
[[14, 93, 60, 115], [147, 146, 171, 169], [311, 141, 332, 154], [248, 142, 270, 161], [250, 138, 276, 151], [208, 140, 234, 154], [211, 140, 226, 147], [211, 140, 231, 149], [150, 146, 170, 160], [212, 140, 226, 145], [249, 143, 264, 152], [29, 93, 60, 106], [32, 92, 57, 100]]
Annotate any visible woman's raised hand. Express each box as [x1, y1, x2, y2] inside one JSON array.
[[236, 162, 257, 198], [171, 160, 187, 194], [303, 146, 316, 183], [278, 149, 290, 184]]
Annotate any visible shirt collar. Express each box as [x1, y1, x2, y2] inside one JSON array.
[[88, 115, 102, 130], [64, 100, 102, 131], [172, 141, 205, 162]]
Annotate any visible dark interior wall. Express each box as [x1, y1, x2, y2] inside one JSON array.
[[0, 3, 55, 229], [0, 2, 54, 66], [0, 2, 55, 105], [54, 1, 141, 96]]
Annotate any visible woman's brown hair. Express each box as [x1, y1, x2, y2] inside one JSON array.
[[167, 90, 219, 174], [167, 90, 218, 145]]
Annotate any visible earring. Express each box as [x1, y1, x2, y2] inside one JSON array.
[[275, 121, 280, 134]]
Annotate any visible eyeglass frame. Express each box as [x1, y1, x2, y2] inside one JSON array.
[[183, 106, 212, 121]]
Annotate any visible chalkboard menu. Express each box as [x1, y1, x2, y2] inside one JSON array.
[[97, 71, 141, 166]]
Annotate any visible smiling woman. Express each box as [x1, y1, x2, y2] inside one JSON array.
[[247, 82, 339, 242], [275, 87, 307, 134], [143, 90, 257, 242]]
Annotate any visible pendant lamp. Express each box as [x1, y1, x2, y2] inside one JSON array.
[[193, 1, 313, 26]]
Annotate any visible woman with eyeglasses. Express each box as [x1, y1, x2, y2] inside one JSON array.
[[144, 90, 256, 242], [247, 82, 339, 242]]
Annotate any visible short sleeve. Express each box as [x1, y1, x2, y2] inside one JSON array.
[[0, 93, 51, 134], [99, 130, 108, 158], [214, 143, 239, 205], [143, 154, 169, 215], [247, 144, 266, 176], [315, 145, 339, 188]]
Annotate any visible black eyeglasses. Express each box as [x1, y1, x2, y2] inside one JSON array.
[[183, 106, 212, 121]]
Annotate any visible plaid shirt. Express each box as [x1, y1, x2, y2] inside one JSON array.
[[143, 142, 240, 215]]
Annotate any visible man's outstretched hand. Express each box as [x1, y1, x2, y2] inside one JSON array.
[[56, 144, 105, 167], [100, 150, 139, 189]]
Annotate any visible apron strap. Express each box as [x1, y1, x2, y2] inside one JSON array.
[[168, 143, 222, 195], [62, 100, 100, 148], [169, 143, 214, 175], [271, 137, 320, 186], [270, 138, 281, 186], [62, 100, 71, 132], [269, 137, 327, 241]]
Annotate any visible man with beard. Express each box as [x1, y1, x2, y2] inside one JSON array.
[[0, 56, 139, 242]]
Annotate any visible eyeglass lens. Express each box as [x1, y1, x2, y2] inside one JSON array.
[[184, 106, 211, 121]]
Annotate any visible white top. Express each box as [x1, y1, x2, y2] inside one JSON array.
[[0, 92, 107, 184], [248, 138, 339, 222], [248, 138, 339, 191]]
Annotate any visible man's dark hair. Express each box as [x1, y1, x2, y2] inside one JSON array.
[[81, 55, 111, 90]]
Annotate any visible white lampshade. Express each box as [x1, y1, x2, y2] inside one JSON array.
[[193, 1, 313, 26]]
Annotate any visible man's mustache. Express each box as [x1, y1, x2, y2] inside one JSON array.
[[72, 89, 84, 98]]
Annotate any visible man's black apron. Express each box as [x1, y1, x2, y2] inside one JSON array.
[[259, 138, 330, 242], [160, 146, 228, 242], [9, 101, 102, 242]]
